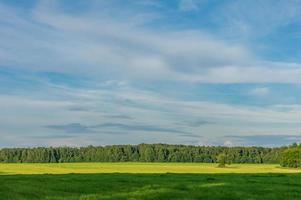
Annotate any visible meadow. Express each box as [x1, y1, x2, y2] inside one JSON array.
[[1, 163, 301, 199], [1, 162, 301, 174]]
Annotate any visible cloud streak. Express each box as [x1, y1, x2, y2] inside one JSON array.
[[45, 121, 188, 135], [44, 123, 93, 133], [1, 0, 301, 147], [226, 135, 301, 147], [1, 0, 301, 83]]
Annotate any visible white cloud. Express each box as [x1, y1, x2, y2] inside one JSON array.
[[2, 83, 301, 146], [249, 87, 270, 96], [0, 1, 301, 84], [180, 64, 301, 83], [213, 0, 301, 38], [178, 0, 199, 11], [223, 140, 233, 147], [2, 0, 301, 147]]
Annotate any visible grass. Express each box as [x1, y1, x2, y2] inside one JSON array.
[[1, 163, 301, 199], [1, 173, 301, 199], [1, 162, 301, 174]]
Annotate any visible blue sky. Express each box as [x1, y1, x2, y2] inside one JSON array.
[[1, 0, 301, 147]]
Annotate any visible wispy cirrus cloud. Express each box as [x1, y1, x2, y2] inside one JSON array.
[[1, 0, 301, 147], [1, 0, 301, 83], [1, 81, 301, 147], [45, 123, 93, 133], [249, 87, 270, 97], [225, 135, 301, 147], [45, 122, 187, 135], [178, 0, 200, 11]]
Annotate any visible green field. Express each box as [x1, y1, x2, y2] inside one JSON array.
[[1, 163, 301, 199], [1, 162, 301, 174]]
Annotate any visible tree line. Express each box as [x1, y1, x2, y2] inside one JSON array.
[[0, 144, 286, 163]]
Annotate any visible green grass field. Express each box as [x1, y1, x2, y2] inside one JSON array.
[[1, 163, 301, 199], [1, 162, 301, 174]]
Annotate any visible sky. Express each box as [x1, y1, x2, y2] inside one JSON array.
[[1, 0, 301, 147]]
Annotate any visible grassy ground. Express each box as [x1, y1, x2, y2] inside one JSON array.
[[1, 173, 301, 199], [1, 163, 301, 199], [1, 162, 301, 174]]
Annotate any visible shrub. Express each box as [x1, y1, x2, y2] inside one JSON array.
[[217, 153, 227, 168], [280, 147, 301, 168]]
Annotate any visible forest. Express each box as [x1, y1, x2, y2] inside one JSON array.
[[0, 143, 287, 163]]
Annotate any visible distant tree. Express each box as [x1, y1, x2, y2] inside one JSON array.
[[217, 153, 228, 168], [0, 144, 286, 164]]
